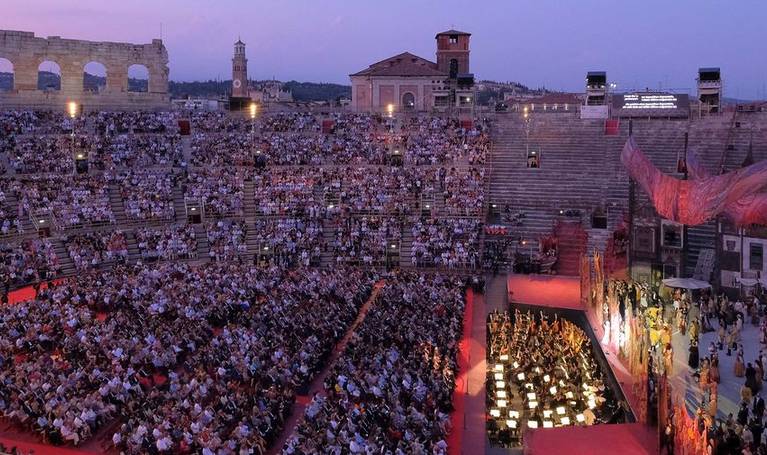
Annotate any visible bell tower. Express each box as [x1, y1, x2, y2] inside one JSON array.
[[436, 30, 471, 79], [232, 38, 248, 98]]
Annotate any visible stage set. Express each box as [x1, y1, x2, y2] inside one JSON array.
[[481, 134, 767, 454]]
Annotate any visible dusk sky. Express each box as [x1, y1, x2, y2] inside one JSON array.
[[4, 0, 767, 99]]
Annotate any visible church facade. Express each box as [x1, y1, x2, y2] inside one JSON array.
[[350, 30, 475, 113]]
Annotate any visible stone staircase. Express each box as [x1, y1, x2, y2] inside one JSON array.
[[243, 180, 256, 220], [108, 183, 128, 226], [399, 226, 413, 268], [172, 186, 187, 223], [192, 223, 210, 259], [51, 237, 76, 277], [555, 221, 587, 276]]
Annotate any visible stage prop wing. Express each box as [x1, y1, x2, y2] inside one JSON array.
[[621, 137, 767, 226], [686, 150, 767, 226]]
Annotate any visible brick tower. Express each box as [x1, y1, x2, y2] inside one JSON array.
[[435, 30, 470, 79], [232, 38, 248, 98]]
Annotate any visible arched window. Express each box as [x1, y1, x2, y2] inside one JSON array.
[[402, 92, 415, 111], [83, 61, 107, 93], [128, 64, 149, 93], [38, 60, 61, 91], [0, 58, 13, 92]]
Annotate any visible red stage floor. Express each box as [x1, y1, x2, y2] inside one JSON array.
[[507, 274, 582, 310], [524, 423, 658, 455]]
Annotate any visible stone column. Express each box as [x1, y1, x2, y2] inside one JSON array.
[[60, 59, 84, 99], [107, 63, 128, 93], [13, 56, 38, 91]]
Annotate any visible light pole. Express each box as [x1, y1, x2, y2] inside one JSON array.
[[249, 102, 258, 156], [523, 106, 530, 157]]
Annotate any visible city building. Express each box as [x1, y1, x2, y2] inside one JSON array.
[[350, 30, 475, 112]]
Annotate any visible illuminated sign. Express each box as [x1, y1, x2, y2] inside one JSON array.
[[613, 92, 690, 117], [622, 93, 678, 109]]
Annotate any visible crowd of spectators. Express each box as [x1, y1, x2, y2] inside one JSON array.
[[331, 216, 402, 266], [16, 175, 114, 228], [64, 231, 128, 270], [410, 218, 480, 269], [252, 219, 323, 267], [111, 170, 176, 221], [0, 262, 376, 453], [206, 219, 248, 261], [0, 239, 60, 289], [135, 225, 197, 261], [284, 272, 466, 454], [185, 169, 245, 218], [0, 186, 22, 236]]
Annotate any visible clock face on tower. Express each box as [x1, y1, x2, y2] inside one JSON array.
[[233, 79, 242, 89]]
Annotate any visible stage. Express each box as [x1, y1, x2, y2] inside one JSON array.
[[507, 274, 582, 310]]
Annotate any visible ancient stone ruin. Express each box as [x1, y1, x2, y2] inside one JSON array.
[[0, 30, 169, 111]]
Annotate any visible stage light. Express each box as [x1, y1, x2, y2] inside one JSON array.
[[190, 207, 197, 212], [76, 153, 84, 159], [425, 204, 430, 209], [390, 244, 397, 249], [38, 219, 45, 224], [576, 413, 585, 423], [263, 246, 269, 251], [560, 417, 571, 425], [67, 101, 78, 119], [543, 421, 553, 428], [509, 410, 520, 419], [527, 420, 538, 429], [556, 406, 566, 415], [490, 409, 501, 418], [559, 210, 564, 214]]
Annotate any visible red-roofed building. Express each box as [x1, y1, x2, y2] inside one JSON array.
[[350, 30, 475, 112]]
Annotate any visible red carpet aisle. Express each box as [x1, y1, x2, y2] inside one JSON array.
[[507, 273, 582, 310], [447, 289, 474, 453], [267, 281, 385, 455]]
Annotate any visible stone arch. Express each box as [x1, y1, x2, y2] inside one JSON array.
[[0, 57, 12, 92], [127, 64, 149, 93], [38, 60, 61, 91], [402, 92, 415, 111], [83, 61, 107, 93]]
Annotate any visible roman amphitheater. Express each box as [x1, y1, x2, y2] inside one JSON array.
[[0, 28, 766, 455]]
